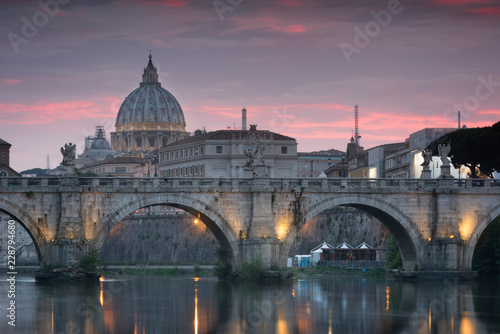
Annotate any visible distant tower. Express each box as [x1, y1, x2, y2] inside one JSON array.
[[242, 107, 247, 131], [458, 111, 461, 129], [46, 154, 50, 170], [354, 105, 361, 146]]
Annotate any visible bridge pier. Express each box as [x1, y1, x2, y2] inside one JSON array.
[[239, 238, 281, 269], [46, 239, 90, 267], [421, 238, 464, 271]]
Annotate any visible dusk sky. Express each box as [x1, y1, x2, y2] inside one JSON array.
[[1, 0, 499, 172]]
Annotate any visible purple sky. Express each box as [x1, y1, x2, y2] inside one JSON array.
[[1, 0, 499, 171]]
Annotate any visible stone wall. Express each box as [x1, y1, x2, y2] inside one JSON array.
[[288, 207, 389, 256], [99, 213, 218, 264]]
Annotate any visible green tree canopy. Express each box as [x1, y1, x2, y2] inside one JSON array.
[[427, 121, 500, 178]]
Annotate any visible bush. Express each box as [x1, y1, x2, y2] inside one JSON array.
[[213, 247, 232, 280], [79, 249, 106, 273], [386, 235, 402, 270], [240, 258, 265, 280]]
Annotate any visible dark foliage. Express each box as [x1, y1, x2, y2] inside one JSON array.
[[386, 234, 402, 269], [213, 247, 232, 280], [427, 121, 500, 178]]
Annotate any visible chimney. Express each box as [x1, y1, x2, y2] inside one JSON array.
[[242, 107, 247, 130]]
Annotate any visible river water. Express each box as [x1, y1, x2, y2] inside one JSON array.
[[1, 274, 500, 334]]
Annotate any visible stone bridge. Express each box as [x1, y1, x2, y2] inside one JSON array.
[[1, 176, 499, 273]]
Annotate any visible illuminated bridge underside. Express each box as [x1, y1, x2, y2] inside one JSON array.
[[1, 177, 499, 272]]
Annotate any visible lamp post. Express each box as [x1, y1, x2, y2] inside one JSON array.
[[153, 153, 158, 177], [146, 158, 151, 177], [342, 154, 346, 178], [310, 160, 313, 178]]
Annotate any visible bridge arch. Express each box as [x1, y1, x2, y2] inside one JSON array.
[[92, 193, 239, 264], [463, 203, 500, 271], [0, 198, 47, 262], [281, 194, 422, 270]]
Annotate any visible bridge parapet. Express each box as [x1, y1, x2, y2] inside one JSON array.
[[1, 177, 500, 193]]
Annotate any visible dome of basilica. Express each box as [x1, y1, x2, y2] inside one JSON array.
[[111, 54, 188, 155], [115, 54, 186, 132]]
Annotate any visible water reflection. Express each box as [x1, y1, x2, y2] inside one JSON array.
[[1, 275, 499, 333]]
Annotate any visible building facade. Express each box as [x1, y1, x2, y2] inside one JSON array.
[[0, 138, 21, 177], [157, 126, 298, 178]]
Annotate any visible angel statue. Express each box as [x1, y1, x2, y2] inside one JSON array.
[[420, 149, 433, 167], [61, 143, 76, 165], [437, 142, 451, 167], [243, 148, 254, 168]]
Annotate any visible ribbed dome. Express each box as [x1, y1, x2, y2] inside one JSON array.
[[90, 128, 111, 150], [115, 54, 186, 132]]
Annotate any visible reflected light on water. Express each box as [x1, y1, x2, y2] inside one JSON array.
[[385, 286, 390, 311], [100, 281, 104, 307], [194, 277, 199, 334], [460, 316, 476, 334]]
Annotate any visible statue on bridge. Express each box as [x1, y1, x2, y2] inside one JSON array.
[[60, 143, 76, 165], [244, 147, 255, 168], [438, 142, 451, 167], [421, 149, 433, 167]]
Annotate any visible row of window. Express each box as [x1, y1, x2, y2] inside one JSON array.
[[161, 146, 205, 162], [161, 164, 205, 177]]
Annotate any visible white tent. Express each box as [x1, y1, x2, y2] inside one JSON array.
[[336, 242, 354, 249], [356, 241, 373, 249], [310, 241, 335, 265]]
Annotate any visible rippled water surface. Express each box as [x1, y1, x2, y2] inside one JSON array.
[[1, 274, 500, 333]]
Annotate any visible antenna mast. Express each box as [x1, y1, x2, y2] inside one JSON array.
[[354, 105, 360, 146]]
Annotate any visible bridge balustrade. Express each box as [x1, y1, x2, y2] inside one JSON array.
[[98, 178, 113, 186], [308, 180, 322, 187], [327, 179, 342, 187], [179, 179, 192, 186], [78, 178, 93, 186], [219, 179, 232, 187], [198, 179, 213, 186], [238, 179, 253, 187], [27, 178, 41, 186], [1, 176, 500, 192], [269, 179, 283, 187]]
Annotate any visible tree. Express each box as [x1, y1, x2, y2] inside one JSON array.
[[427, 121, 500, 178], [386, 234, 402, 269]]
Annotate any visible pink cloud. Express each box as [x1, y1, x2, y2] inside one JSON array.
[[136, 0, 187, 7], [434, 0, 484, 5], [0, 98, 118, 125], [1, 79, 22, 86], [468, 6, 500, 15]]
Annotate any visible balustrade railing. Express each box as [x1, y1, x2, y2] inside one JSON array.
[[1, 176, 499, 191]]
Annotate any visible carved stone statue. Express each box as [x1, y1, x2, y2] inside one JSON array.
[[421, 149, 432, 167], [61, 143, 76, 165], [438, 142, 451, 167], [243, 148, 254, 168], [254, 144, 264, 164]]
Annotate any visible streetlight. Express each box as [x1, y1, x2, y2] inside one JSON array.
[[310, 160, 313, 178], [342, 154, 346, 178], [153, 152, 158, 177]]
